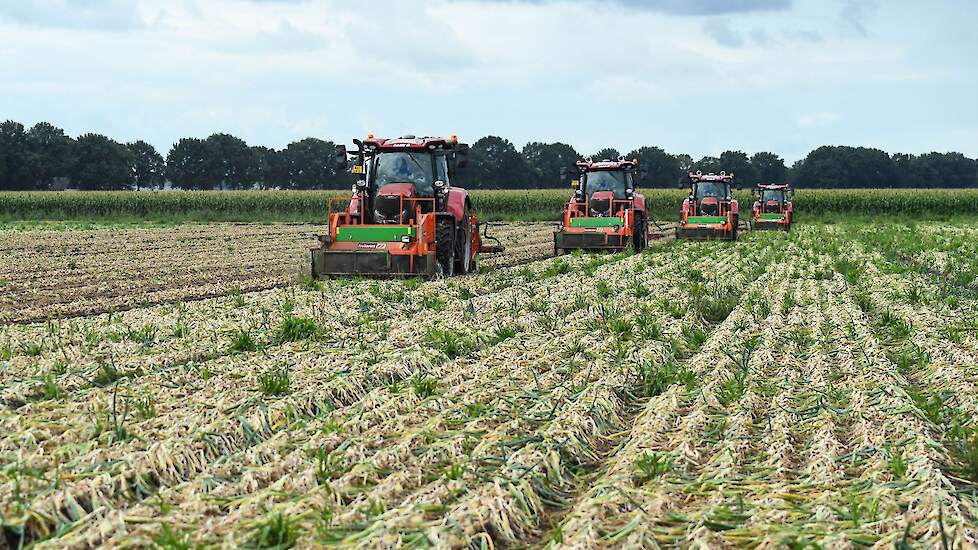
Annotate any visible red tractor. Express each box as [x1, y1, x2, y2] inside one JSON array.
[[751, 183, 794, 231], [553, 158, 649, 255], [310, 135, 503, 279], [677, 171, 741, 240]]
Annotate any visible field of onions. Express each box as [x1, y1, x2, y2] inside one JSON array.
[[2, 222, 978, 548], [0, 223, 553, 324]]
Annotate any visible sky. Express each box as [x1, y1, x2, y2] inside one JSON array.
[[1, 0, 976, 163]]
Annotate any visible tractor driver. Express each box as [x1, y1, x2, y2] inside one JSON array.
[[586, 171, 626, 197], [696, 182, 728, 201], [760, 189, 784, 204], [376, 153, 434, 196]]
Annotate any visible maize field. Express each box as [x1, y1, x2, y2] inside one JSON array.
[[2, 221, 978, 548], [3, 188, 978, 224]]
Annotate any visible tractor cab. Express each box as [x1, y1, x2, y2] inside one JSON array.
[[578, 164, 633, 216], [690, 175, 734, 216], [751, 183, 794, 231], [677, 171, 741, 240], [553, 158, 649, 254], [566, 159, 640, 216], [344, 136, 468, 225]]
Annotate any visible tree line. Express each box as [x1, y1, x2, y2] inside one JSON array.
[[1, 120, 976, 191]]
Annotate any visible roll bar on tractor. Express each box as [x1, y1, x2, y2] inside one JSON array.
[[681, 170, 743, 191], [334, 136, 471, 183], [752, 183, 795, 198]]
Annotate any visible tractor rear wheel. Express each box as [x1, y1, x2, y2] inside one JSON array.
[[632, 213, 648, 253], [732, 214, 739, 240], [436, 218, 456, 278]]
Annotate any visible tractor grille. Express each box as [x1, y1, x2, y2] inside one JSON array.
[[699, 202, 719, 216], [589, 198, 611, 216], [374, 195, 407, 223], [763, 202, 782, 213]]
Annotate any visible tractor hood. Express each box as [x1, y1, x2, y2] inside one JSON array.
[[376, 182, 416, 196]]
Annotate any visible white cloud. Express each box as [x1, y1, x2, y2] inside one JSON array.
[[0, 0, 973, 163], [798, 112, 840, 127]]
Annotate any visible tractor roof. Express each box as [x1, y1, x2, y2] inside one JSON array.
[[689, 171, 734, 183], [361, 135, 464, 151], [756, 183, 790, 190], [577, 159, 639, 171]]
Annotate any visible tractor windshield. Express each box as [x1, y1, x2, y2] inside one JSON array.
[[760, 190, 785, 203], [696, 182, 728, 201], [372, 152, 435, 196], [586, 170, 626, 197]]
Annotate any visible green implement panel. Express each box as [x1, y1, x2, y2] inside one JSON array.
[[686, 216, 727, 225], [336, 225, 414, 242], [758, 214, 785, 220], [569, 217, 623, 228]]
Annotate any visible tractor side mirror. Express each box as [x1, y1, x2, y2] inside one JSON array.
[[560, 166, 574, 183], [455, 144, 469, 169], [335, 145, 348, 165]]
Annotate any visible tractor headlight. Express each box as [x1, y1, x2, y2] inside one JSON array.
[[433, 180, 448, 195], [356, 179, 367, 190], [401, 234, 411, 243]]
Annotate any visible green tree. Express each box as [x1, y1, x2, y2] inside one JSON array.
[[0, 120, 32, 190], [462, 136, 529, 189], [693, 156, 721, 174], [127, 140, 164, 190], [750, 151, 787, 184], [674, 153, 694, 186], [591, 147, 621, 162], [166, 138, 213, 190], [522, 142, 581, 188], [625, 146, 681, 188], [796, 146, 896, 188], [909, 152, 977, 188], [71, 133, 134, 190], [890, 153, 915, 188], [205, 133, 255, 190], [281, 138, 340, 189], [719, 150, 757, 185], [27, 122, 74, 189], [787, 159, 804, 185], [250, 146, 287, 189]]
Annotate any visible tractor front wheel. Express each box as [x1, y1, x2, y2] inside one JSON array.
[[436, 218, 456, 278], [632, 213, 648, 253]]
